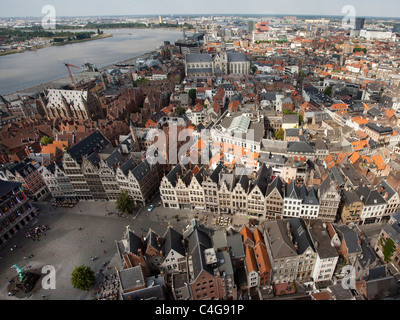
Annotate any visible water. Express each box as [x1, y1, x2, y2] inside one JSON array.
[[0, 28, 183, 95]]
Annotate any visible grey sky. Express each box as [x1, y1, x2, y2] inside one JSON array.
[[0, 0, 399, 18]]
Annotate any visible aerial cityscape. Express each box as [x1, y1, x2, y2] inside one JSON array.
[[1, 0, 400, 306]]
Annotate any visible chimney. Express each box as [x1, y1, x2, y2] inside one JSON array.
[[384, 192, 389, 199], [156, 236, 163, 247]]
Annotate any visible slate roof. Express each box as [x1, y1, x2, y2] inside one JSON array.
[[186, 53, 213, 63], [227, 232, 245, 259], [286, 180, 301, 200], [118, 266, 145, 291], [128, 231, 146, 257], [266, 176, 284, 198], [147, 229, 162, 252], [119, 158, 137, 176], [376, 180, 396, 200], [355, 185, 386, 206], [104, 150, 125, 170], [166, 164, 182, 187], [9, 161, 37, 178], [287, 141, 315, 154], [309, 220, 338, 259], [227, 52, 249, 62], [335, 225, 362, 254], [131, 160, 152, 182], [250, 164, 271, 196], [288, 218, 315, 254], [301, 186, 319, 205], [0, 180, 22, 198], [263, 220, 298, 259], [163, 227, 185, 257], [67, 130, 110, 165]]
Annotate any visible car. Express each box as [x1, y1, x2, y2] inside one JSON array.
[[148, 205, 155, 212]]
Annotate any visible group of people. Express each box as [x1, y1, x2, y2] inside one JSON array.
[[96, 274, 119, 300], [51, 201, 76, 209], [25, 225, 50, 241]]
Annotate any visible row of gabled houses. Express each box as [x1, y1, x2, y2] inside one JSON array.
[[160, 160, 400, 225], [160, 161, 341, 222], [0, 128, 164, 207]]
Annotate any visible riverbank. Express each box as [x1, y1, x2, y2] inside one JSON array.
[[0, 28, 183, 95], [53, 33, 113, 46], [3, 50, 155, 97], [0, 33, 113, 57]]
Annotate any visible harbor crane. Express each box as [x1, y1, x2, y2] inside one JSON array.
[[64, 63, 80, 83]]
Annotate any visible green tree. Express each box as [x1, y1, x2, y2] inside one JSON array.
[[188, 89, 197, 106], [299, 114, 304, 126], [299, 70, 307, 78], [40, 136, 53, 146], [71, 265, 95, 291], [116, 190, 135, 214], [275, 128, 285, 141], [323, 86, 332, 97], [383, 238, 395, 262], [177, 107, 186, 116]]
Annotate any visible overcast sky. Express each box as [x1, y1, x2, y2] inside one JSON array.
[[1, 0, 399, 18]]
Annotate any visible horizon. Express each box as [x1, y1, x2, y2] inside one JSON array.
[[1, 0, 400, 19], [1, 13, 400, 20]]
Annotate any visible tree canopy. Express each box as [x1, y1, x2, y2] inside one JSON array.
[[116, 190, 135, 214], [383, 238, 395, 262], [40, 136, 53, 146], [275, 128, 285, 141], [188, 89, 197, 106], [70, 265, 95, 291]]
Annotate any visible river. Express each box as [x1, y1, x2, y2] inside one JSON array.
[[0, 28, 183, 95]]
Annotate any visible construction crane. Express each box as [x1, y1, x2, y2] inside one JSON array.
[[64, 63, 80, 83]]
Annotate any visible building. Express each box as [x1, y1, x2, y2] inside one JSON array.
[[309, 220, 339, 283], [335, 225, 362, 266], [263, 219, 299, 284], [264, 176, 284, 220], [355, 185, 387, 225], [339, 190, 363, 225], [184, 220, 236, 300], [317, 176, 341, 222], [0, 181, 37, 245], [375, 211, 400, 272], [117, 159, 163, 207], [376, 180, 400, 222], [38, 163, 75, 201], [283, 180, 302, 218], [185, 51, 250, 76], [62, 130, 111, 201], [1, 160, 49, 201], [44, 89, 104, 120]]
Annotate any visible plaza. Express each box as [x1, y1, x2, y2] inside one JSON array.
[[0, 199, 194, 300]]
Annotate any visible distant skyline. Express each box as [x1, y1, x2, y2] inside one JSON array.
[[1, 0, 400, 19]]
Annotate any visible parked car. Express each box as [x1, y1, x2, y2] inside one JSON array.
[[148, 205, 155, 212]]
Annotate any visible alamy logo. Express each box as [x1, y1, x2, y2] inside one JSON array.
[[41, 265, 56, 290], [342, 5, 356, 30], [41, 5, 57, 30]]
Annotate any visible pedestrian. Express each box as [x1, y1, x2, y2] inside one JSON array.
[[104, 250, 106, 255]]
